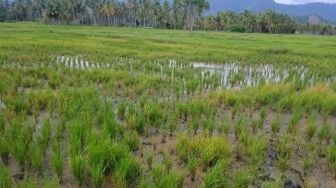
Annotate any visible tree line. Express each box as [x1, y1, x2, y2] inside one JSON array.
[[0, 0, 335, 35]]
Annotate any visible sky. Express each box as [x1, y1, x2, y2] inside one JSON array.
[[275, 0, 336, 4]]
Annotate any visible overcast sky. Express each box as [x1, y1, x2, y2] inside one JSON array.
[[275, 0, 336, 4]]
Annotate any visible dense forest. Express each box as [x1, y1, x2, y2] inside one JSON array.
[[0, 0, 335, 35]]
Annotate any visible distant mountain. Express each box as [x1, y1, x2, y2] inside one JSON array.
[[206, 0, 336, 23], [294, 14, 326, 24]]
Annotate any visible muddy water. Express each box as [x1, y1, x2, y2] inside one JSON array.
[[192, 62, 321, 89], [3, 56, 333, 91]]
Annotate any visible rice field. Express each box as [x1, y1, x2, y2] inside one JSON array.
[[1, 22, 336, 188]]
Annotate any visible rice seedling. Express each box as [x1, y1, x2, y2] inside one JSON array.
[[152, 164, 166, 186], [259, 107, 268, 123], [318, 123, 332, 145], [90, 162, 105, 188], [187, 157, 198, 181], [287, 110, 302, 135], [218, 119, 230, 136], [117, 100, 127, 120], [123, 131, 140, 152], [204, 116, 215, 136], [113, 155, 141, 187], [70, 154, 86, 186], [167, 112, 178, 137], [146, 152, 154, 170], [328, 145, 336, 177], [37, 118, 51, 153], [305, 115, 317, 141], [157, 171, 184, 188], [276, 137, 292, 176], [176, 134, 230, 169], [29, 142, 44, 174], [51, 150, 63, 182], [0, 113, 5, 134], [271, 114, 281, 135], [163, 152, 173, 173], [0, 166, 12, 188], [247, 136, 268, 168], [233, 167, 253, 188], [0, 137, 9, 164], [204, 159, 230, 188]]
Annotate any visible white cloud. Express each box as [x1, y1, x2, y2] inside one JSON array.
[[275, 0, 336, 4]]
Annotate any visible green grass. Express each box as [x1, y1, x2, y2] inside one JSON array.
[[1, 22, 336, 73], [0, 22, 336, 187]]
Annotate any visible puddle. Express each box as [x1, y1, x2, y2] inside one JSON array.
[[191, 62, 331, 89], [1, 56, 334, 92]]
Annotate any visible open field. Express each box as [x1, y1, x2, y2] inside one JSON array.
[[1, 22, 336, 187]]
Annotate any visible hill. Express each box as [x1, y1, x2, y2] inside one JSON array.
[[207, 0, 336, 22]]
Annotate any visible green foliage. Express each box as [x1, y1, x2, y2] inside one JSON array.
[[0, 137, 9, 164], [0, 167, 12, 188], [204, 159, 230, 188], [90, 162, 105, 188], [29, 142, 44, 173], [271, 114, 281, 135], [328, 145, 336, 176], [51, 150, 63, 181], [318, 123, 332, 144], [70, 155, 86, 186], [233, 167, 253, 188], [123, 131, 140, 152], [176, 135, 230, 169], [187, 157, 198, 181], [305, 115, 317, 141], [219, 119, 230, 136]]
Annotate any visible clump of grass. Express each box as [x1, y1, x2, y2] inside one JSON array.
[[10, 119, 34, 168], [37, 118, 52, 152], [187, 157, 198, 182], [271, 114, 281, 135], [259, 107, 268, 123], [123, 131, 140, 152], [0, 137, 9, 164], [163, 152, 173, 173], [305, 115, 317, 141], [234, 117, 246, 139], [204, 116, 215, 136], [90, 162, 105, 188], [0, 113, 5, 134], [247, 136, 268, 168], [302, 153, 316, 176], [117, 100, 127, 120], [233, 167, 253, 188], [113, 155, 141, 187], [190, 119, 199, 135], [287, 110, 302, 135], [158, 170, 184, 188], [51, 149, 63, 182], [176, 134, 230, 170], [29, 142, 44, 174], [152, 164, 166, 186], [102, 108, 120, 139], [250, 118, 262, 134], [204, 159, 230, 188], [318, 123, 332, 145], [328, 145, 336, 177], [70, 155, 86, 186], [0, 167, 12, 188], [218, 119, 230, 136], [277, 136, 292, 175], [146, 152, 154, 170], [168, 113, 178, 137]]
